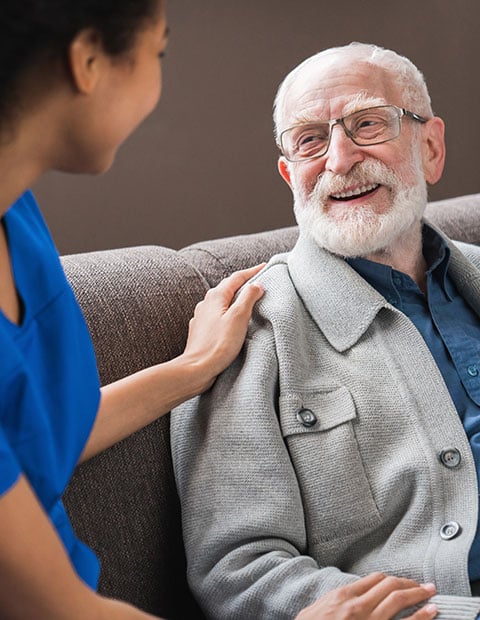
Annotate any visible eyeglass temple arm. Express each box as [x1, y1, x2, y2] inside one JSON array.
[[403, 109, 428, 124]]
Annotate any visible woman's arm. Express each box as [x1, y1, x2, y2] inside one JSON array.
[[0, 476, 162, 620], [0, 478, 438, 620], [79, 264, 264, 463]]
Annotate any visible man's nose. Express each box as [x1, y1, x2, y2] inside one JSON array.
[[323, 123, 364, 175]]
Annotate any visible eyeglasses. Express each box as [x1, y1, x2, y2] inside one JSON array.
[[278, 105, 428, 163]]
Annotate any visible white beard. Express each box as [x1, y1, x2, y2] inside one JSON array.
[[292, 156, 427, 258]]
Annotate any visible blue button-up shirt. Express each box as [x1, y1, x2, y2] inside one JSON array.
[[348, 225, 480, 580]]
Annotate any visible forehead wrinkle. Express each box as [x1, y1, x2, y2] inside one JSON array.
[[286, 89, 328, 125]]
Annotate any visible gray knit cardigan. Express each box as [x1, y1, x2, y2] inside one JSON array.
[[172, 224, 480, 620]]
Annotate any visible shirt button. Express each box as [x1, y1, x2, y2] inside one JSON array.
[[439, 448, 462, 468], [467, 365, 479, 377], [440, 521, 461, 540], [296, 408, 317, 427], [393, 275, 402, 287]]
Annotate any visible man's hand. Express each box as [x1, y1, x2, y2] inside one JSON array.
[[295, 573, 437, 620]]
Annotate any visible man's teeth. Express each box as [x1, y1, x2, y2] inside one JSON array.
[[331, 183, 379, 199]]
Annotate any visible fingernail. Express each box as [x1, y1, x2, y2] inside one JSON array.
[[421, 582, 436, 594], [424, 603, 437, 613]]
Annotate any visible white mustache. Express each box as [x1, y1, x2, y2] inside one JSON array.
[[310, 160, 399, 203]]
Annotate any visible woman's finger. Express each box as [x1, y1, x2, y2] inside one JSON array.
[[370, 581, 436, 618], [403, 602, 438, 619], [211, 263, 266, 302]]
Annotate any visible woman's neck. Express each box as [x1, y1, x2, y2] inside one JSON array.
[[0, 121, 49, 217]]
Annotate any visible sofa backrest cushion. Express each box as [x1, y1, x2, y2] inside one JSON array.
[[425, 192, 480, 244], [180, 226, 300, 287], [62, 246, 207, 618], [182, 193, 480, 288]]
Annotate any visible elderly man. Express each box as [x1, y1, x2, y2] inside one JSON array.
[[171, 43, 480, 619]]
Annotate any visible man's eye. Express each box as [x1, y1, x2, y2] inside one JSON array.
[[351, 115, 388, 136], [297, 130, 328, 147], [358, 119, 377, 128], [354, 115, 383, 129], [300, 134, 320, 145]]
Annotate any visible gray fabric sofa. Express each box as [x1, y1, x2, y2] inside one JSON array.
[[62, 192, 480, 619]]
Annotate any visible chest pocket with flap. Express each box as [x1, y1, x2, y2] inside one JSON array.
[[279, 386, 382, 545]]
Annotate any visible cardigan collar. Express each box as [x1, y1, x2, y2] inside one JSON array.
[[286, 232, 388, 352], [285, 220, 480, 353]]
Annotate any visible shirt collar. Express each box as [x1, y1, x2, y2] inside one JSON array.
[[285, 224, 480, 352]]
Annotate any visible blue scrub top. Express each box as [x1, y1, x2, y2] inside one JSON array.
[[0, 191, 101, 588]]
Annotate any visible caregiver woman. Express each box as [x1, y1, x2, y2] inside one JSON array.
[[0, 1, 264, 618]]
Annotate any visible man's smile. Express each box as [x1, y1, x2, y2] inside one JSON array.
[[330, 183, 380, 201]]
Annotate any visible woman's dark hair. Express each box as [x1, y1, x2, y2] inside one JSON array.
[[0, 0, 163, 123]]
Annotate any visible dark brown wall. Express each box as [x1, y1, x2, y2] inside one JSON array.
[[33, 0, 480, 254]]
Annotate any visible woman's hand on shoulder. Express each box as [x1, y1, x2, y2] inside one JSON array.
[[294, 573, 437, 620], [182, 263, 265, 392]]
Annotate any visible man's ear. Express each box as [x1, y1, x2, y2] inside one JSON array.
[[278, 157, 293, 188], [67, 28, 104, 94], [421, 116, 446, 185]]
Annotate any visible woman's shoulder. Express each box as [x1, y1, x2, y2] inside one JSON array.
[[5, 191, 54, 246]]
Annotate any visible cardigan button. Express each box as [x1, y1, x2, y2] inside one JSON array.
[[439, 448, 462, 469], [296, 408, 317, 427], [440, 521, 461, 540]]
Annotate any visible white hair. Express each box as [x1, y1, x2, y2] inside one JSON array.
[[273, 42, 433, 140]]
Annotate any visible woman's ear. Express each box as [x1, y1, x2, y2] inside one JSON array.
[[421, 116, 446, 185], [278, 156, 293, 188], [68, 29, 104, 94]]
